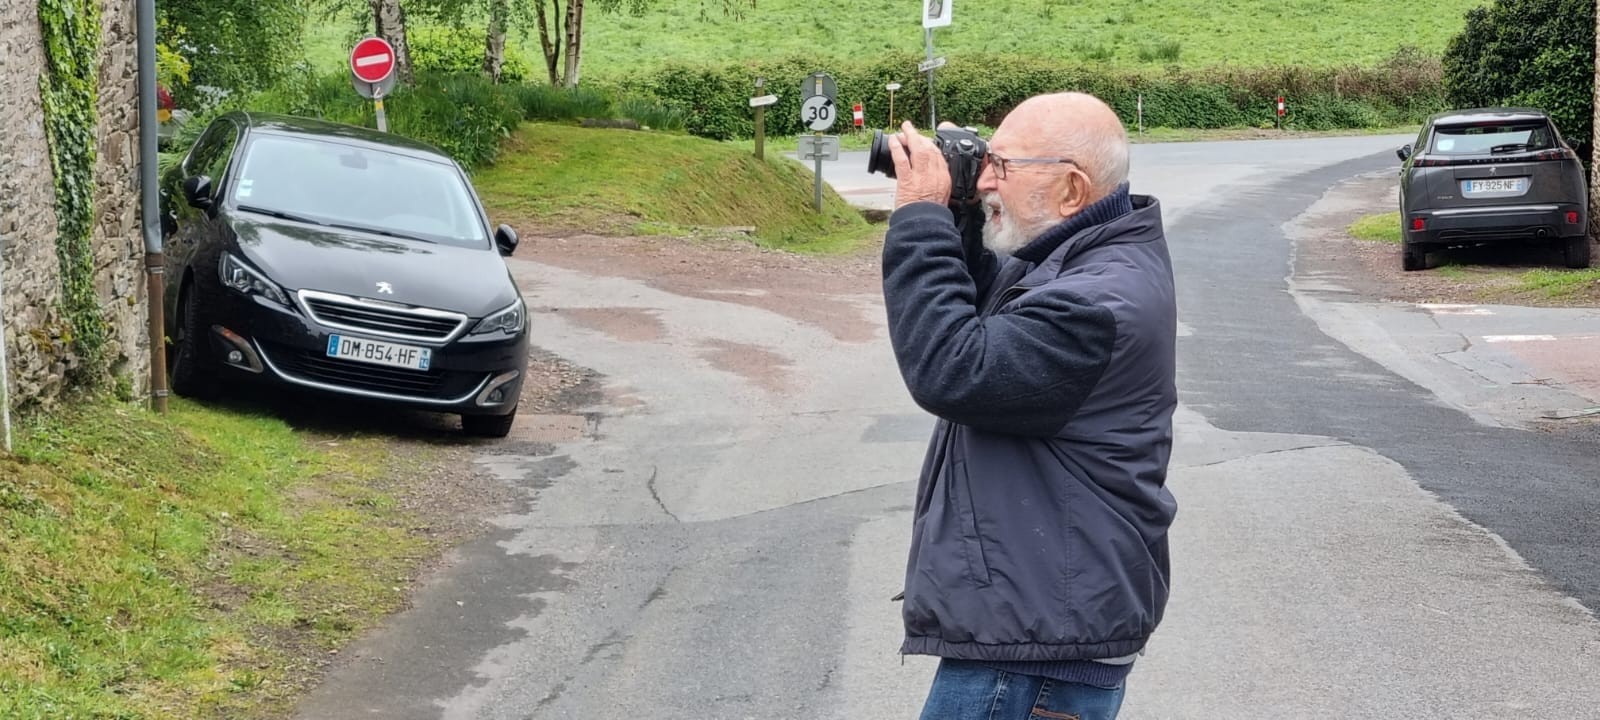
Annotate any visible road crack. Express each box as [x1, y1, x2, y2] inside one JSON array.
[[1180, 442, 1350, 470], [646, 465, 680, 523]]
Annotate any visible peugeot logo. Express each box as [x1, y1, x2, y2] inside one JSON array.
[[376, 282, 394, 294], [1490, 167, 1498, 175]]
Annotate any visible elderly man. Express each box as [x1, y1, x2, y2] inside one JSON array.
[[881, 92, 1178, 720]]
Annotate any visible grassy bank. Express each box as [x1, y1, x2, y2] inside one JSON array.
[[0, 399, 454, 718], [1350, 211, 1402, 244], [474, 123, 876, 253]]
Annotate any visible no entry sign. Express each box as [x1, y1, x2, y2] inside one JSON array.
[[350, 38, 396, 84]]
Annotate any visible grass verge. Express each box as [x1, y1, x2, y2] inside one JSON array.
[[1512, 268, 1600, 301], [730, 125, 1421, 155], [475, 123, 877, 254], [1, 398, 453, 719], [1350, 211, 1402, 244]]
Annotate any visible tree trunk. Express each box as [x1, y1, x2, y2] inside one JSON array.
[[1591, 2, 1599, 242], [561, 0, 584, 88], [535, 0, 562, 86], [484, 0, 509, 83], [369, 0, 414, 85]]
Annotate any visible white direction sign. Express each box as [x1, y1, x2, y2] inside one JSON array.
[[749, 94, 779, 108], [801, 95, 836, 131], [918, 56, 948, 73]]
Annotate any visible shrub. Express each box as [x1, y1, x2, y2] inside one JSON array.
[[1443, 0, 1595, 155], [409, 24, 536, 83]]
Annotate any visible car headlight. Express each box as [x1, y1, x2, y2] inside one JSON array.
[[471, 298, 525, 336], [219, 252, 289, 305]]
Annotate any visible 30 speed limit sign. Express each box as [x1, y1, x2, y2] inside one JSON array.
[[801, 95, 836, 132]]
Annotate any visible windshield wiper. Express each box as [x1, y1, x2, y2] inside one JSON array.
[[238, 205, 326, 226], [322, 221, 434, 244], [1490, 143, 1533, 154]]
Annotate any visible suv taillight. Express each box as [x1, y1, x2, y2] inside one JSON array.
[[1533, 148, 1579, 162], [1414, 155, 1452, 167]]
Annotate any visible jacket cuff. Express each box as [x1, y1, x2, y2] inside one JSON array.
[[888, 201, 956, 227]]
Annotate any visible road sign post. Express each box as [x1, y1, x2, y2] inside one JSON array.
[[920, 0, 952, 128], [750, 77, 777, 160], [1276, 95, 1286, 131], [801, 73, 839, 213], [886, 82, 901, 129], [350, 37, 398, 132]]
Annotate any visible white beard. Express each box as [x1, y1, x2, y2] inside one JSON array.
[[980, 192, 1052, 256]]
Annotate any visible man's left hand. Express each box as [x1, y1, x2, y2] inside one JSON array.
[[888, 121, 952, 210]]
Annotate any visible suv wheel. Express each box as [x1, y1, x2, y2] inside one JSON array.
[[1402, 244, 1428, 272], [1563, 236, 1591, 269], [463, 406, 517, 438]]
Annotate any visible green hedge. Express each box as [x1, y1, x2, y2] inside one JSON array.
[[173, 71, 686, 171], [617, 47, 1447, 140], [1443, 0, 1596, 157]]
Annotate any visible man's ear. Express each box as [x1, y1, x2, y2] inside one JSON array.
[[1056, 169, 1093, 218]]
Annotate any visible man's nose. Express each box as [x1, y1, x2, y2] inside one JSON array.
[[977, 161, 999, 194]]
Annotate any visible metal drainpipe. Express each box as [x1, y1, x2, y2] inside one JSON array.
[[137, 0, 168, 413], [1, 236, 12, 453]]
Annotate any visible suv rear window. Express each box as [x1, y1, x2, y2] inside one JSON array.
[[1430, 121, 1555, 155]]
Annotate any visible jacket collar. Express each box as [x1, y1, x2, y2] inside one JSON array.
[[1012, 182, 1135, 265]]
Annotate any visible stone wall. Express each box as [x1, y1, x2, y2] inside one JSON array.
[[0, 0, 148, 411]]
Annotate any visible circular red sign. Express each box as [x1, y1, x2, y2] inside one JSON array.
[[350, 37, 396, 84]]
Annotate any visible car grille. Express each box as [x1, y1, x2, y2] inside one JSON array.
[[299, 291, 467, 343], [260, 342, 487, 401]]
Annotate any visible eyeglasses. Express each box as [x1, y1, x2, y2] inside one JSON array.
[[985, 152, 1079, 180]]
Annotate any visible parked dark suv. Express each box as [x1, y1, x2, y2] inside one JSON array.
[[1396, 108, 1590, 271], [159, 112, 530, 437]]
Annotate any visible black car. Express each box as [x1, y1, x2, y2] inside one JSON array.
[[1396, 107, 1590, 271], [159, 112, 529, 437]]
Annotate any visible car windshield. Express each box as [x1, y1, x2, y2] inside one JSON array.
[[230, 134, 488, 248], [1430, 121, 1555, 155]]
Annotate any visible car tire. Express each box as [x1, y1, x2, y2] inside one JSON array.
[[1402, 244, 1428, 272], [463, 406, 517, 438], [1563, 236, 1591, 269], [169, 282, 219, 400]]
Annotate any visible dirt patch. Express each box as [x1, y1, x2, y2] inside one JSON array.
[[698, 339, 793, 394], [1298, 171, 1600, 306], [547, 306, 668, 343], [511, 233, 886, 343]]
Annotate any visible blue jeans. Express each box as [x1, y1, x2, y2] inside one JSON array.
[[919, 660, 1126, 720]]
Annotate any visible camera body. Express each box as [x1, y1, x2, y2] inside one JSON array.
[[867, 126, 989, 205]]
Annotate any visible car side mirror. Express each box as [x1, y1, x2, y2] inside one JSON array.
[[494, 224, 519, 256], [182, 175, 214, 210], [1396, 144, 1412, 162]]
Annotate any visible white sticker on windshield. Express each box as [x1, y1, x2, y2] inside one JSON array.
[[1437, 138, 1456, 151], [236, 179, 253, 198]]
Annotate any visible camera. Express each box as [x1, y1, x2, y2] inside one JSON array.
[[867, 125, 989, 204]]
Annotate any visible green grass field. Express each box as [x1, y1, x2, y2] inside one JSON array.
[[306, 0, 1486, 77], [475, 123, 876, 252]]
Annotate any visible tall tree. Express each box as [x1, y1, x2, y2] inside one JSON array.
[[485, 0, 510, 81], [561, 0, 586, 88], [370, 0, 416, 84]]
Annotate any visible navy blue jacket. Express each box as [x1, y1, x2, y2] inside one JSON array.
[[883, 189, 1178, 663]]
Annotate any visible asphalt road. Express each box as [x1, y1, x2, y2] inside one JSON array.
[[295, 135, 1600, 719]]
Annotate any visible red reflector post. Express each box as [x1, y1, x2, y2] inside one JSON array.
[[1412, 218, 1426, 231], [1567, 211, 1580, 224]]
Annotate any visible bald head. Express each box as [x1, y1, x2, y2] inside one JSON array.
[[994, 92, 1130, 201]]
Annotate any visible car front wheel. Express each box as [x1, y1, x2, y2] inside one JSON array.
[[169, 282, 218, 399], [463, 406, 517, 438], [1563, 236, 1591, 269]]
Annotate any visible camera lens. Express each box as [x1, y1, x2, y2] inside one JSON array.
[[866, 130, 897, 179]]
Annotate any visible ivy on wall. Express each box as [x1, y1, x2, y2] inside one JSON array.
[[38, 0, 108, 382]]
